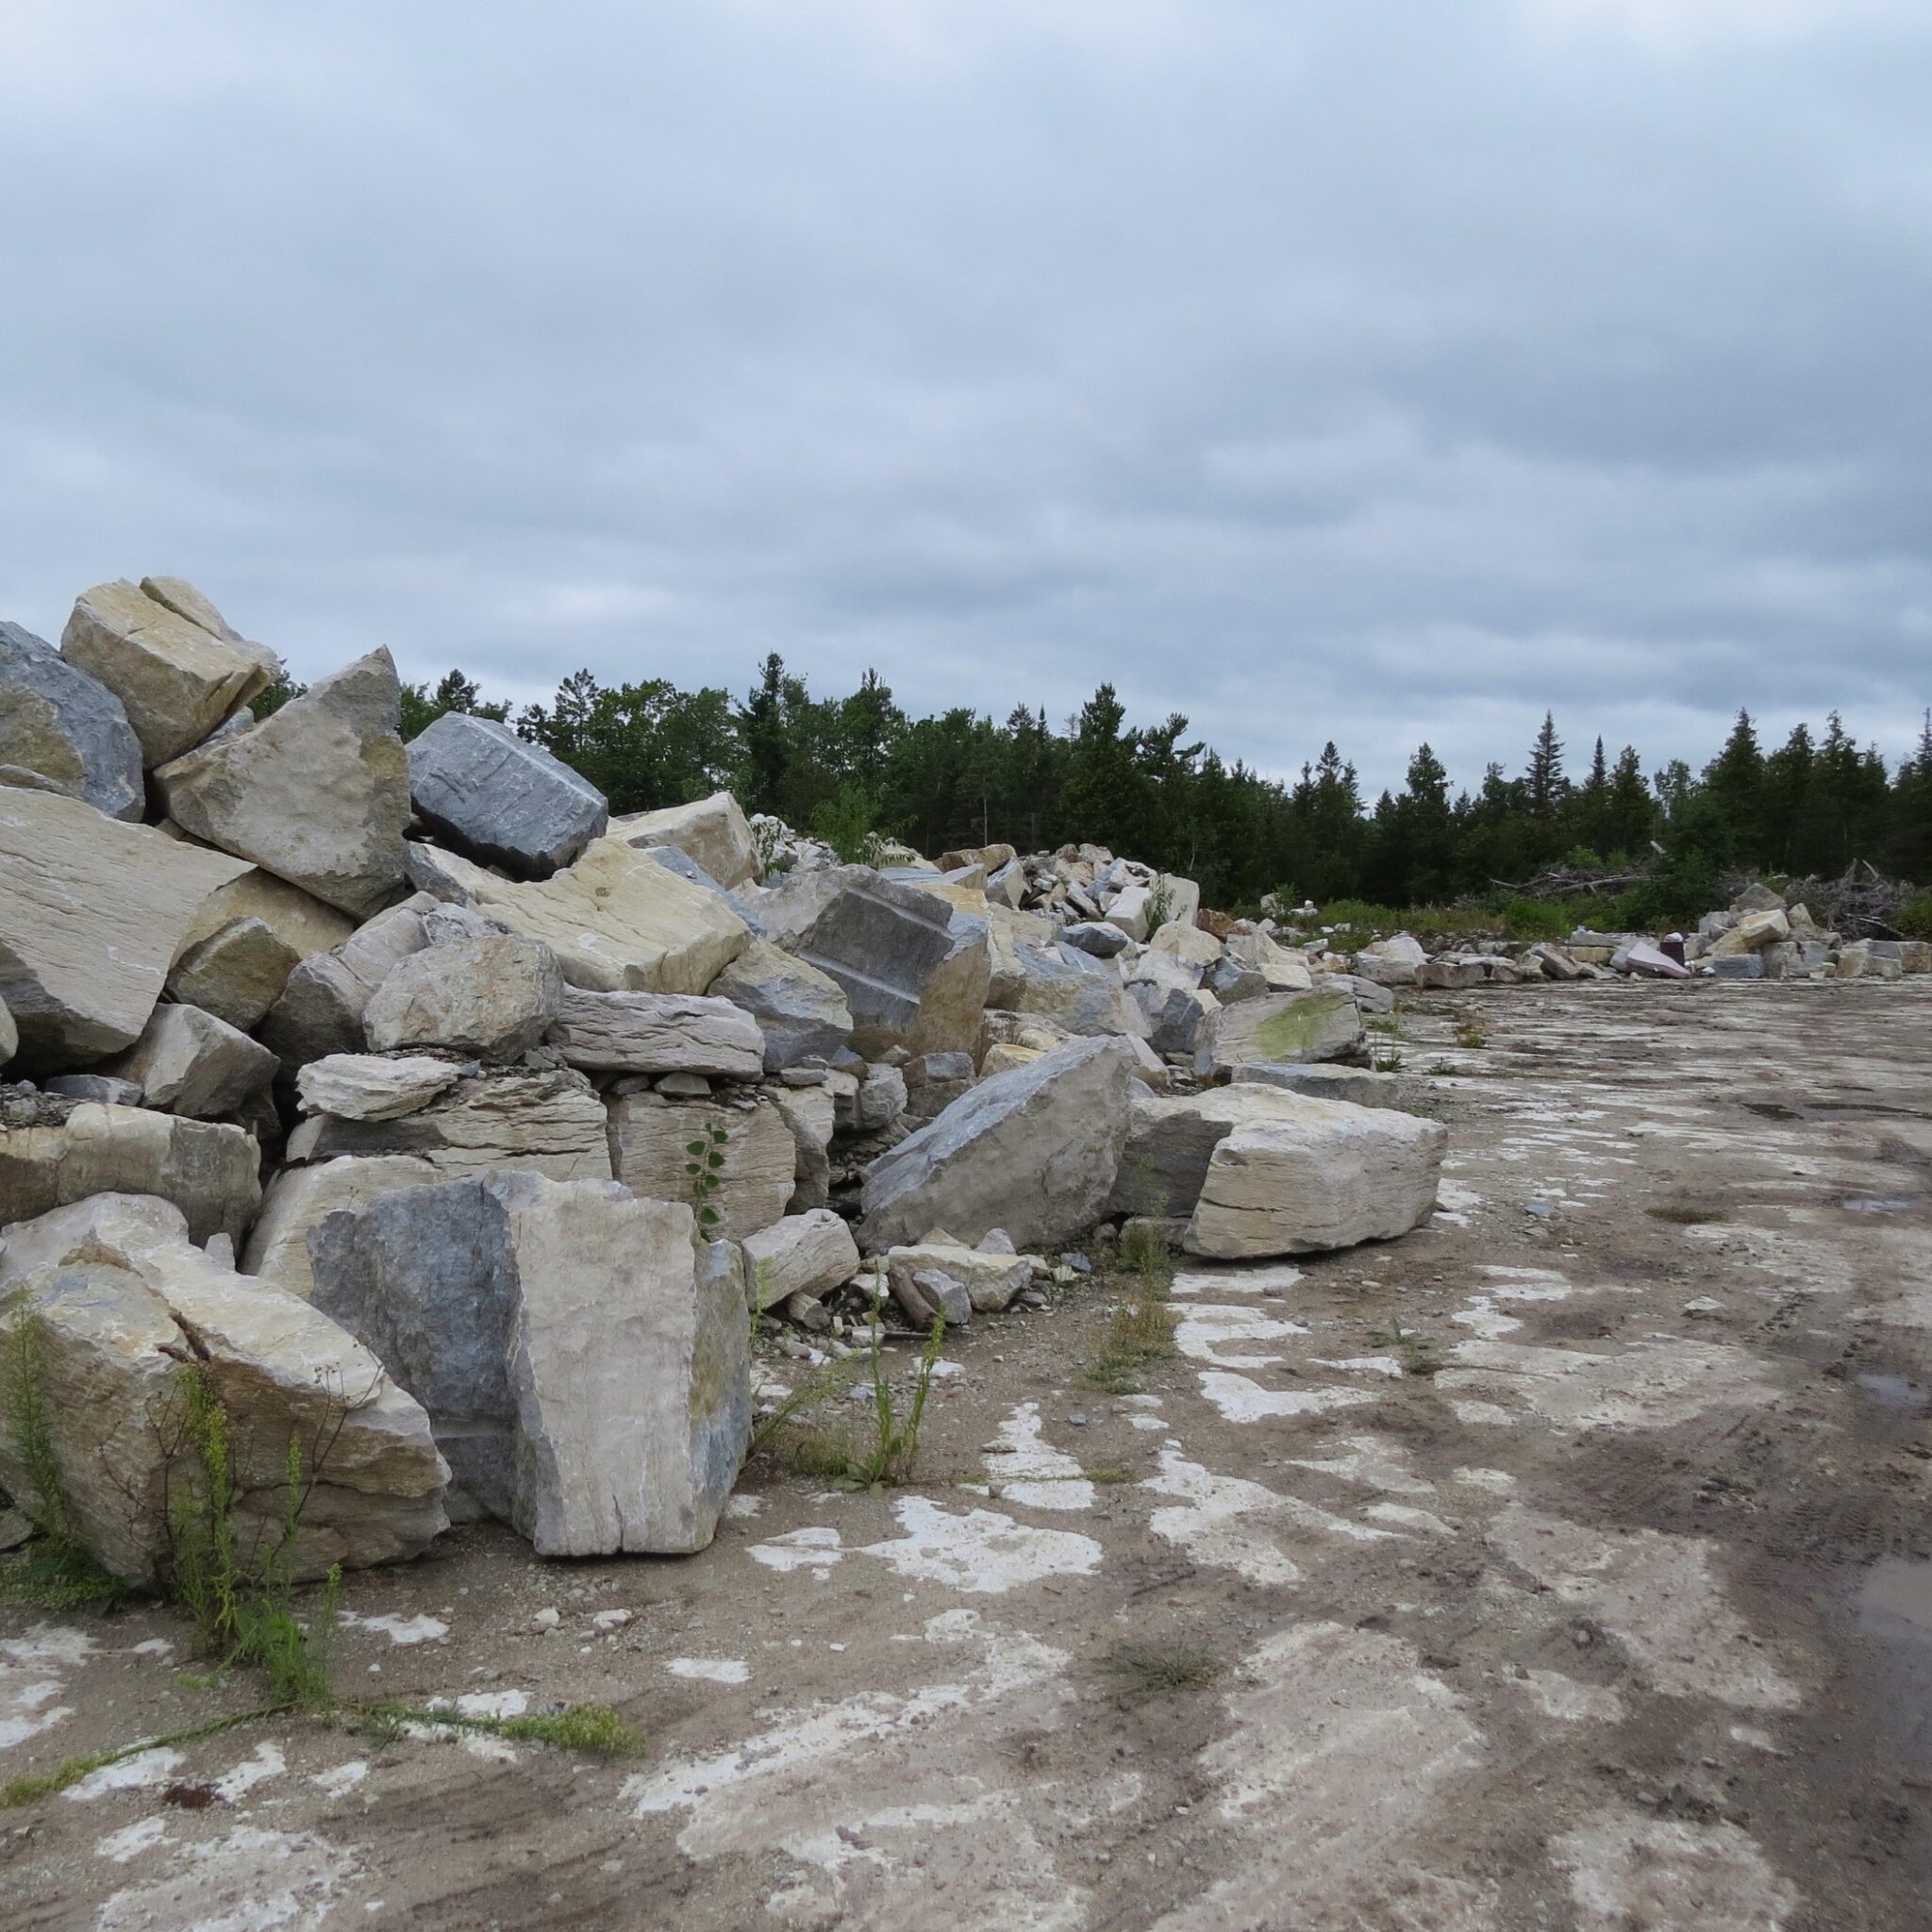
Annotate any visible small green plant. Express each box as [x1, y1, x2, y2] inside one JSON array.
[[1144, 878, 1176, 938], [1647, 1197, 1724, 1226], [1368, 1317, 1439, 1377], [1084, 1241, 1177, 1394], [685, 1123, 729, 1231], [1, 1708, 275, 1810], [1453, 1019, 1486, 1050], [750, 817, 792, 882], [1900, 890, 1932, 941], [366, 1701, 642, 1757], [1102, 1641, 1224, 1697], [0, 1313, 131, 1611]]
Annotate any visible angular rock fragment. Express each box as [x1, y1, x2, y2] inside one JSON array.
[[289, 1067, 612, 1182], [0, 1101, 260, 1244], [241, 1154, 440, 1299], [407, 711, 608, 877], [257, 900, 431, 1068], [0, 620, 143, 819], [771, 1084, 836, 1212], [155, 649, 410, 918], [97, 1003, 278, 1119], [741, 1208, 861, 1309], [175, 869, 358, 966], [1192, 986, 1364, 1078], [408, 835, 749, 994], [708, 938, 855, 1070], [1224, 930, 1315, 992], [1184, 1097, 1446, 1258], [310, 1173, 749, 1555], [1231, 1062, 1422, 1109], [0, 1194, 447, 1584], [59, 577, 275, 767], [363, 934, 562, 1058], [858, 1035, 1137, 1252], [610, 790, 758, 891], [165, 917, 303, 1032], [606, 1091, 795, 1241], [546, 987, 764, 1078], [884, 1240, 1032, 1314], [1353, 935, 1426, 988], [296, 1054, 463, 1121], [908, 907, 992, 1060], [0, 791, 252, 1069]]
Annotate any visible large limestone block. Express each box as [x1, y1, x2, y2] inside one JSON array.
[[708, 939, 854, 1071], [0, 791, 252, 1069], [310, 1173, 749, 1555], [408, 835, 749, 994], [883, 1241, 1032, 1314], [0, 1196, 448, 1584], [59, 578, 275, 767], [166, 917, 302, 1031], [241, 1154, 440, 1299], [741, 1209, 861, 1309], [1232, 1062, 1424, 1110], [908, 908, 992, 1059], [98, 1003, 279, 1119], [0, 999, 15, 1067], [1133, 980, 1219, 1058], [758, 865, 955, 1054], [772, 1084, 836, 1212], [155, 648, 409, 918], [990, 911, 1145, 1040], [1225, 931, 1314, 992], [1353, 935, 1426, 988], [1149, 923, 1222, 971], [1184, 1098, 1446, 1258], [858, 1034, 1137, 1252], [258, 900, 431, 1068], [611, 790, 758, 891], [0, 621, 143, 819], [1710, 908, 1791, 958], [291, 1067, 612, 1181], [363, 934, 562, 1058], [546, 988, 764, 1078], [296, 1054, 462, 1121], [607, 1091, 795, 1241], [407, 711, 608, 878], [0, 1102, 259, 1244], [175, 869, 358, 965], [1193, 986, 1364, 1078]]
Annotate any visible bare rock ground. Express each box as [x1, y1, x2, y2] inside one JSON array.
[[7, 980, 1932, 1930]]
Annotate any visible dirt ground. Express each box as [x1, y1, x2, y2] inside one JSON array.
[[7, 980, 1932, 1931]]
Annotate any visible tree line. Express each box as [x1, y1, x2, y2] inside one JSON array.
[[262, 657, 1931, 922]]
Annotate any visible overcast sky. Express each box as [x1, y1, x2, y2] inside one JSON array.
[[4, 0, 1928, 796]]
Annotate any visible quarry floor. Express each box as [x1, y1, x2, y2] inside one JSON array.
[[8, 981, 1932, 1931]]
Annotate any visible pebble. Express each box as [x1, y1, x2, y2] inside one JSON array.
[[533, 1607, 560, 1631]]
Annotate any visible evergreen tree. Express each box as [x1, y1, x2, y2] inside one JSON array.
[[1526, 712, 1568, 816]]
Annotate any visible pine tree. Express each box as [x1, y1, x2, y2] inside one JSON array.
[[1526, 712, 1568, 816]]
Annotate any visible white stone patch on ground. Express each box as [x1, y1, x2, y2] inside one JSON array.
[[1283, 1434, 1437, 1495], [1436, 1337, 1781, 1431], [96, 1825, 355, 1932], [1, 1675, 74, 1751], [1308, 1354, 1404, 1376], [1174, 1303, 1309, 1370], [668, 1658, 751, 1685], [1362, 1502, 1456, 1535], [1516, 1670, 1626, 1724], [748, 1525, 845, 1578], [452, 1690, 529, 1719], [312, 1760, 369, 1798], [1452, 1466, 1516, 1493], [1448, 1398, 1519, 1426], [981, 1402, 1095, 1510], [626, 1613, 1091, 1932], [64, 1748, 183, 1801], [1170, 1262, 1304, 1299], [95, 1816, 171, 1863], [2, 1624, 99, 1670], [857, 1498, 1102, 1594], [212, 1740, 286, 1803], [1491, 1508, 1800, 1709], [1433, 1178, 1482, 1226], [1554, 1814, 1801, 1929], [1148, 1622, 1491, 1932], [339, 1611, 449, 1646], [722, 1493, 764, 1519], [1195, 1371, 1378, 1425]]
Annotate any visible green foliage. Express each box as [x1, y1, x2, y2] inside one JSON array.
[[1, 1708, 276, 1810], [808, 781, 890, 865], [1084, 1243, 1177, 1394], [1143, 877, 1176, 938], [370, 1701, 642, 1757], [684, 1123, 729, 1231], [1102, 1641, 1224, 1697], [0, 1313, 130, 1610], [1899, 891, 1932, 941], [1366, 1317, 1439, 1377], [247, 664, 307, 719]]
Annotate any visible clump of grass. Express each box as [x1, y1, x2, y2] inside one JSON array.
[[1368, 1317, 1439, 1377], [370, 1701, 643, 1757], [1647, 1198, 1724, 1226], [1103, 1641, 1224, 1697], [1084, 1234, 1177, 1394], [1453, 1020, 1486, 1050], [1, 1708, 277, 1810]]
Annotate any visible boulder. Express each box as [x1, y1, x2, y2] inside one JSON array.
[[1709, 908, 1790, 957], [884, 1240, 1032, 1315], [0, 1194, 447, 1584], [610, 790, 758, 891], [1149, 923, 1222, 971], [0, 1102, 259, 1244], [1193, 985, 1364, 1078], [1353, 935, 1426, 988], [175, 869, 357, 966], [839, 1062, 908, 1135], [97, 1003, 278, 1119], [241, 1154, 440, 1300], [1232, 1062, 1423, 1110], [0, 790, 251, 1070], [1132, 980, 1219, 1058], [741, 1209, 862, 1310], [908, 908, 992, 1060], [606, 1091, 795, 1241], [1617, 941, 1692, 980], [708, 938, 855, 1071], [989, 908, 1145, 1039], [0, 999, 15, 1068], [545, 988, 764, 1078], [858, 1034, 1137, 1252], [165, 917, 303, 1032], [1060, 921, 1129, 959], [408, 835, 749, 994], [310, 1173, 748, 1555], [1711, 953, 1764, 980], [59, 578, 275, 768], [405, 711, 608, 877], [1103, 883, 1154, 942], [771, 1083, 836, 1212], [154, 649, 410, 919], [258, 900, 431, 1068], [1183, 1096, 1446, 1258], [0, 621, 143, 819], [1419, 958, 1485, 991], [289, 1067, 612, 1182], [1730, 882, 1785, 914], [296, 1054, 463, 1121], [1224, 931, 1314, 992], [758, 866, 955, 1055], [363, 934, 563, 1058]]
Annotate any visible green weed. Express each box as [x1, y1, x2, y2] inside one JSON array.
[[1102, 1641, 1224, 1697]]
